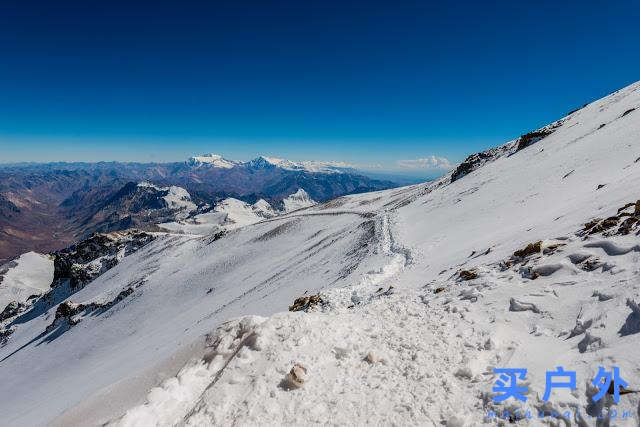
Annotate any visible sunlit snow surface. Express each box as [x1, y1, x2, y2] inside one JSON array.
[[0, 252, 53, 310], [1, 82, 640, 426]]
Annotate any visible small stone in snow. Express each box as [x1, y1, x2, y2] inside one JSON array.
[[282, 363, 308, 389], [364, 351, 381, 364], [513, 240, 543, 258], [458, 270, 478, 281], [288, 294, 324, 312]]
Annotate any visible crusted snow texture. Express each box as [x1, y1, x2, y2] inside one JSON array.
[[0, 252, 53, 314]]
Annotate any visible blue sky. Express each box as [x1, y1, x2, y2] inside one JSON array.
[[0, 1, 639, 176]]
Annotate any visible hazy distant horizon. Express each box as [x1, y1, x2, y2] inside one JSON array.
[[0, 152, 443, 182]]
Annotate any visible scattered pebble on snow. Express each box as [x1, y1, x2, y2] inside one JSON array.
[[282, 363, 308, 390]]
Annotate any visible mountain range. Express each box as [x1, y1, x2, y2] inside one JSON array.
[[0, 155, 396, 262]]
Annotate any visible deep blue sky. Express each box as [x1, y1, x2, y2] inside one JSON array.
[[0, 1, 638, 174]]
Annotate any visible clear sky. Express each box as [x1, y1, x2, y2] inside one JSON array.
[[0, 0, 639, 175]]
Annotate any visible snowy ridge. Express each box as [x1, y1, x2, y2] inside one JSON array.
[[253, 156, 355, 174], [162, 187, 197, 218], [281, 188, 316, 212], [187, 154, 239, 169], [0, 252, 53, 313]]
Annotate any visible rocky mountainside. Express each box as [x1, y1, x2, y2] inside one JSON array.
[[0, 157, 396, 262], [0, 229, 155, 346], [65, 182, 198, 237]]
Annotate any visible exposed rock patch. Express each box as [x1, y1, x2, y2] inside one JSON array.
[[515, 120, 564, 151], [582, 200, 640, 237], [513, 241, 543, 258], [46, 287, 136, 333], [0, 301, 27, 322], [621, 107, 636, 117], [458, 270, 478, 281], [450, 143, 514, 183], [53, 229, 155, 290], [0, 326, 14, 346], [451, 151, 494, 182], [449, 120, 564, 182], [289, 294, 325, 312]]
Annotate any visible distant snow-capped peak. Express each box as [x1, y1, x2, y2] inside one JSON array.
[[282, 188, 316, 212], [187, 153, 355, 174], [295, 160, 355, 173], [246, 155, 297, 170], [248, 156, 355, 174], [187, 154, 239, 169]]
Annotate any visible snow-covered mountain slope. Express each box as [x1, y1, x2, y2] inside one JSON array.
[[207, 198, 277, 228], [136, 182, 197, 220], [2, 82, 640, 426], [280, 188, 316, 212], [159, 197, 278, 235], [159, 189, 314, 236], [0, 252, 53, 316], [0, 230, 156, 347], [0, 210, 392, 425]]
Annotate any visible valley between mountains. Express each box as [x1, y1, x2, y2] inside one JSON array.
[[0, 156, 395, 263], [1, 81, 640, 426]]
